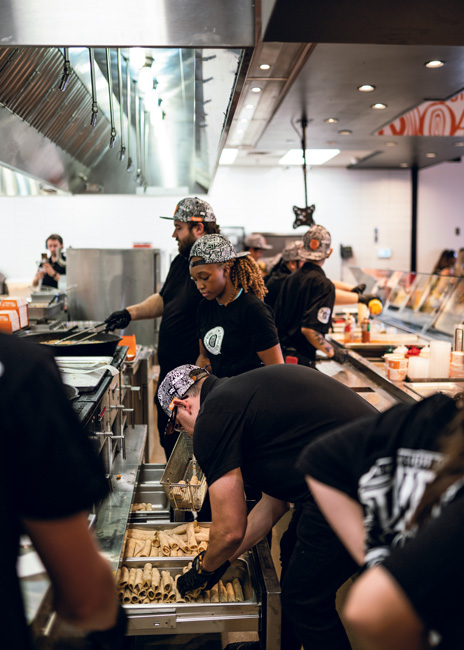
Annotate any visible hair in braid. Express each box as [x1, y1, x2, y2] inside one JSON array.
[[412, 403, 464, 527], [222, 256, 267, 305]]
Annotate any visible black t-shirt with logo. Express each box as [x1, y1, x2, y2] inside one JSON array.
[[264, 259, 291, 309], [298, 394, 463, 648], [42, 254, 66, 289], [193, 365, 375, 503], [158, 254, 203, 371], [196, 291, 279, 377], [274, 261, 335, 361], [0, 333, 109, 650]]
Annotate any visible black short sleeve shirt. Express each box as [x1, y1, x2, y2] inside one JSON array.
[[193, 365, 375, 502], [42, 254, 66, 289], [298, 394, 457, 566], [0, 333, 109, 650], [196, 291, 279, 377], [274, 262, 335, 360], [264, 261, 291, 309], [158, 255, 202, 370]]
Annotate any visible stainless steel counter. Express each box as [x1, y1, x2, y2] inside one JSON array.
[[23, 425, 147, 644]]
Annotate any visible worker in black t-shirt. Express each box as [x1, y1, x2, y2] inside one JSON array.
[[189, 234, 283, 377], [299, 393, 464, 650], [1, 333, 126, 650], [32, 233, 66, 289], [157, 363, 375, 650], [275, 224, 348, 368], [264, 240, 304, 310], [104, 197, 221, 459]]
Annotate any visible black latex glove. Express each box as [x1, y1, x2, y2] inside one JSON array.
[[104, 308, 131, 332], [331, 347, 349, 364], [177, 550, 230, 598], [86, 604, 127, 650], [350, 283, 366, 295], [358, 293, 381, 306]]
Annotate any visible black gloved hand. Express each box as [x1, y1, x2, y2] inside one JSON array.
[[86, 604, 128, 650], [350, 283, 366, 295], [358, 293, 381, 306], [177, 550, 230, 598], [331, 347, 349, 364], [104, 308, 131, 332]]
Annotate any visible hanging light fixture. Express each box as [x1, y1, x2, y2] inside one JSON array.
[[292, 116, 316, 229]]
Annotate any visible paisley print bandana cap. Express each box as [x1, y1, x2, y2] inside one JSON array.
[[189, 234, 249, 268], [157, 364, 210, 416]]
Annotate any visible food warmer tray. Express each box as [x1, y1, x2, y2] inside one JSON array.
[[130, 485, 170, 520]]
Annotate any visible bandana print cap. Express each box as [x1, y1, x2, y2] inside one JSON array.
[[281, 240, 304, 262], [300, 225, 332, 261], [160, 197, 216, 222], [157, 364, 209, 416], [189, 234, 249, 267]]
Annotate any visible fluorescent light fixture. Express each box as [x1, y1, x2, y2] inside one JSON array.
[[251, 87, 262, 93], [245, 104, 254, 109], [259, 64, 271, 70], [358, 84, 375, 92], [425, 60, 444, 68], [279, 149, 340, 165], [219, 148, 239, 165]]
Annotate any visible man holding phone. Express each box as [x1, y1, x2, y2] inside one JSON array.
[[32, 233, 66, 289]]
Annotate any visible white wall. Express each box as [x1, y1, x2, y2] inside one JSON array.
[[0, 165, 412, 288], [417, 159, 464, 273]]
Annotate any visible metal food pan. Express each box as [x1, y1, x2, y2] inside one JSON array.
[[137, 463, 165, 484], [120, 558, 260, 636], [131, 487, 170, 519]]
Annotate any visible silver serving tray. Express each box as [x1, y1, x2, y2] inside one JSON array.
[[131, 486, 170, 519]]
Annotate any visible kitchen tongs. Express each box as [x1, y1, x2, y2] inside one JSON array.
[[52, 322, 107, 345]]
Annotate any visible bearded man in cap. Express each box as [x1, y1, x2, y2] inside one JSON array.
[[157, 362, 375, 650], [274, 224, 349, 368], [105, 197, 221, 458]]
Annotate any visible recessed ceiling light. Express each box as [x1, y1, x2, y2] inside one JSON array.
[[385, 141, 397, 146], [425, 152, 437, 158], [425, 60, 445, 68], [245, 104, 254, 110], [371, 103, 387, 110], [338, 129, 352, 135], [279, 148, 341, 165], [358, 84, 375, 92], [259, 64, 271, 70], [454, 141, 464, 147], [399, 162, 408, 168], [219, 148, 239, 165], [324, 117, 339, 124], [251, 87, 262, 93]]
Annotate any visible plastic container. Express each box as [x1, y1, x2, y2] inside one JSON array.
[[407, 356, 429, 379], [429, 341, 451, 379], [386, 355, 408, 381]]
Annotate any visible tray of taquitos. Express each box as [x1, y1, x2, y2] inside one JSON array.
[[117, 557, 260, 636], [122, 521, 211, 559]]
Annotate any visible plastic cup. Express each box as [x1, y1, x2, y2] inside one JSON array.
[[407, 356, 429, 379]]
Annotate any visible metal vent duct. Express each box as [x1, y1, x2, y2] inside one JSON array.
[[0, 47, 111, 169]]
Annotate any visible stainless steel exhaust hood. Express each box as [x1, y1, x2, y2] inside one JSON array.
[[0, 1, 254, 196]]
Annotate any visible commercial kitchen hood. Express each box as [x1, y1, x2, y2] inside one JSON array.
[[0, 0, 254, 195]]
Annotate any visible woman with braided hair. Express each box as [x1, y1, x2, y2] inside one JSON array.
[[189, 233, 283, 377]]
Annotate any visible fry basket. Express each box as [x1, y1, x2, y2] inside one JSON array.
[[160, 432, 207, 511]]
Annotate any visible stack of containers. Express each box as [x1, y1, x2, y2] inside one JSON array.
[[0, 297, 29, 333]]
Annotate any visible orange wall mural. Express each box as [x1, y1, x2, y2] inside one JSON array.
[[377, 92, 464, 136]]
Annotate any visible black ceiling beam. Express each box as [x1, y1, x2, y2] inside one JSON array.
[[262, 0, 464, 46]]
